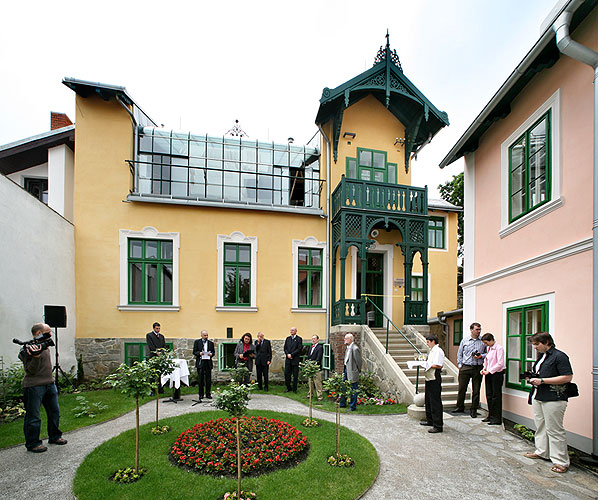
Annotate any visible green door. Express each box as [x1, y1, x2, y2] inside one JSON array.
[[357, 253, 384, 327]]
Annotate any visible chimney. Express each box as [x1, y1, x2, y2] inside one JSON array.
[[50, 112, 73, 130]]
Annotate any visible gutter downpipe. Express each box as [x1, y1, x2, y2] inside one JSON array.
[[318, 124, 332, 346], [553, 0, 598, 459], [116, 95, 139, 193]]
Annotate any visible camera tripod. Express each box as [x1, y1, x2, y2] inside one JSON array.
[[52, 326, 76, 393]]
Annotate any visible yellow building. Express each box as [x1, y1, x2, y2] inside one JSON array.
[[63, 38, 459, 376]]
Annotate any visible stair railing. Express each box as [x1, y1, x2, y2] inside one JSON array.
[[364, 296, 425, 393]]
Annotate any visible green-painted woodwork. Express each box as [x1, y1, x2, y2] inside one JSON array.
[[223, 243, 251, 306], [428, 217, 445, 249], [505, 301, 548, 391], [128, 239, 173, 305], [508, 111, 551, 223], [298, 248, 323, 308], [124, 342, 174, 366], [453, 319, 463, 346]]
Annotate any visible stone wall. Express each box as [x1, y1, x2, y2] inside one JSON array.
[[76, 337, 290, 383], [328, 325, 362, 375]]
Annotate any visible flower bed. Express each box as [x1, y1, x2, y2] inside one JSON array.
[[170, 416, 309, 476], [356, 396, 397, 406]]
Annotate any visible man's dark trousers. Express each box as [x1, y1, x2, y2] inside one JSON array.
[[425, 368, 443, 430], [285, 360, 299, 393], [197, 361, 212, 398], [485, 371, 504, 423], [256, 363, 269, 390], [456, 365, 483, 410], [23, 383, 62, 450]]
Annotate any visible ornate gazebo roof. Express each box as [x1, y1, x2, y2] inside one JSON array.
[[316, 33, 449, 169]]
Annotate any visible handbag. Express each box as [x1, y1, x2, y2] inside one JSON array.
[[565, 382, 579, 398]]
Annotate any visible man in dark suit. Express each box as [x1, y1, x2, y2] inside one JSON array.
[[254, 331, 272, 391], [193, 330, 215, 402], [146, 322, 166, 393], [284, 326, 303, 393], [306, 334, 324, 401]]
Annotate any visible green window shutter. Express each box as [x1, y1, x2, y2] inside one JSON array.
[[322, 343, 331, 370], [218, 343, 225, 371]]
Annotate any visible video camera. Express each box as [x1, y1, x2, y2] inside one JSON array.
[[13, 332, 55, 355], [519, 370, 540, 380]]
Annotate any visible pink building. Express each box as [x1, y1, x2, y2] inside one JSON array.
[[441, 0, 597, 454]]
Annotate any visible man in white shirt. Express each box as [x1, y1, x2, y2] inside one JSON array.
[[420, 334, 445, 433]]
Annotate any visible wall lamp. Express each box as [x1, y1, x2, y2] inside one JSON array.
[[343, 132, 356, 139]]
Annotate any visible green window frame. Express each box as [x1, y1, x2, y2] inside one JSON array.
[[218, 342, 239, 370], [128, 239, 173, 305], [298, 248, 323, 308], [453, 319, 463, 346], [124, 341, 174, 366], [505, 301, 548, 390], [346, 148, 397, 184], [508, 111, 551, 222], [223, 243, 251, 306], [411, 276, 424, 301], [428, 217, 445, 249]]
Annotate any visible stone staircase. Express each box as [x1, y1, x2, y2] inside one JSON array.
[[370, 326, 470, 408]]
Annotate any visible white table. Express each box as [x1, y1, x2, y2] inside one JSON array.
[[161, 358, 190, 389]]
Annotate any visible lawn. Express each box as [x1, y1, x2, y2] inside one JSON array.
[[73, 410, 379, 500], [0, 389, 154, 449], [0, 380, 406, 449]]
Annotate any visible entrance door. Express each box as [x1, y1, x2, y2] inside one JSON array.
[[356, 253, 384, 327]]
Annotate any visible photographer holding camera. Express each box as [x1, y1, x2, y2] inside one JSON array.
[[523, 332, 573, 474], [18, 323, 67, 453]]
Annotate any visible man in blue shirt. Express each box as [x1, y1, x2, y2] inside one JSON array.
[[452, 322, 487, 417]]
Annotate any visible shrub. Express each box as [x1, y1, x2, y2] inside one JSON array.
[[358, 372, 381, 399], [72, 395, 108, 418], [0, 363, 25, 405]]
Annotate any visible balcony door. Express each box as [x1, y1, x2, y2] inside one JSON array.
[[356, 253, 384, 327]]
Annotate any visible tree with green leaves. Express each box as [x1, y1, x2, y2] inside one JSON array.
[[146, 348, 175, 433], [214, 382, 253, 500], [322, 372, 355, 461], [299, 360, 320, 425], [106, 361, 154, 473], [438, 171, 464, 256]]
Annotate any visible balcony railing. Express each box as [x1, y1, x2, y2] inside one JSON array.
[[332, 299, 365, 326], [332, 176, 427, 219]]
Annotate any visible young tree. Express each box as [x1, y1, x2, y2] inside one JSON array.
[[106, 361, 154, 473], [146, 348, 175, 432], [438, 171, 464, 256], [214, 382, 253, 500], [299, 360, 320, 425], [322, 372, 355, 461]]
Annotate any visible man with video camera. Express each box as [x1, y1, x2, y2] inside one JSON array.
[[18, 323, 67, 453]]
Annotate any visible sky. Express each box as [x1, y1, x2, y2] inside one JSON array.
[[0, 0, 557, 197]]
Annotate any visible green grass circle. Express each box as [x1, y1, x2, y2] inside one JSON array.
[[73, 410, 379, 500]]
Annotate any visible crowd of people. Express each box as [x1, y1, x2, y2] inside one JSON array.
[[19, 319, 574, 475]]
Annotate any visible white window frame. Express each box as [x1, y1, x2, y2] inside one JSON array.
[[292, 236, 327, 312], [500, 89, 561, 238], [118, 226, 180, 311], [502, 292, 555, 399], [217, 231, 258, 311]]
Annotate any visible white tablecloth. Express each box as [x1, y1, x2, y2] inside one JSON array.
[[407, 360, 427, 370], [161, 358, 190, 389]]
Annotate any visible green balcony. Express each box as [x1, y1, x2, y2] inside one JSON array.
[[331, 175, 427, 220]]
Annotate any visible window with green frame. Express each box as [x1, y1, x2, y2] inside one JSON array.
[[453, 319, 463, 346], [124, 341, 174, 366], [411, 276, 424, 301], [224, 243, 251, 306], [509, 111, 551, 222], [218, 342, 238, 370], [346, 148, 397, 184], [298, 248, 322, 307], [506, 301, 548, 390], [428, 217, 445, 249], [128, 239, 173, 304]]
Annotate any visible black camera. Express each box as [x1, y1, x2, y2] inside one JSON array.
[[519, 370, 539, 380], [472, 350, 481, 357], [13, 332, 55, 355]]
